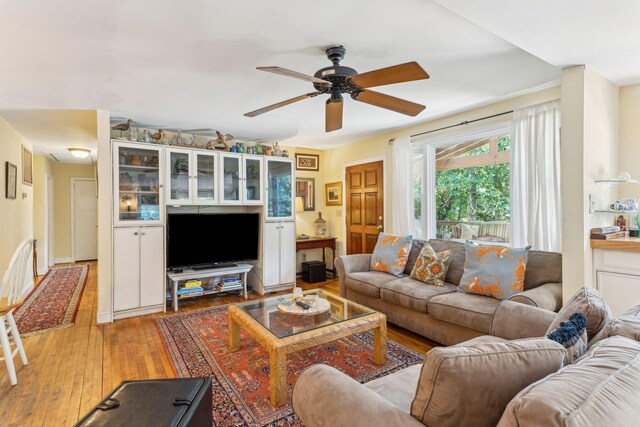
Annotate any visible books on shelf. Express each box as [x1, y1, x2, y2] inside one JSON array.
[[184, 279, 202, 288], [590, 231, 629, 240], [591, 226, 621, 235], [178, 286, 204, 295]]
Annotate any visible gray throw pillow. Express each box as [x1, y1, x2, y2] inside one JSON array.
[[545, 287, 611, 341], [410, 338, 565, 427]]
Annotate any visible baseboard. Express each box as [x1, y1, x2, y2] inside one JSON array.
[[54, 257, 72, 264], [96, 312, 112, 324]]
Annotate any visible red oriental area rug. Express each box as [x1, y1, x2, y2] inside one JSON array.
[[14, 265, 89, 337], [156, 305, 424, 426]]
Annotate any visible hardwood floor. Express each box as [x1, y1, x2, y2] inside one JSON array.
[[0, 261, 435, 426]]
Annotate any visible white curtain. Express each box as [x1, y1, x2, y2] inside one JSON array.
[[510, 99, 562, 251], [391, 136, 413, 235]]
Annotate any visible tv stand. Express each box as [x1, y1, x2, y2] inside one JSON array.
[[166, 263, 253, 312]]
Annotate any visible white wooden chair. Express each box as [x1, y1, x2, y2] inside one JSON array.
[[0, 239, 32, 385]]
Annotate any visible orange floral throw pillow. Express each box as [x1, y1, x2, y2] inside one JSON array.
[[370, 233, 413, 277], [409, 243, 452, 286]]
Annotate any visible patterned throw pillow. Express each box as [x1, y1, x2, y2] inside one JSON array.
[[548, 312, 588, 365], [410, 243, 452, 286], [460, 224, 479, 240], [370, 233, 413, 277], [457, 241, 531, 300]]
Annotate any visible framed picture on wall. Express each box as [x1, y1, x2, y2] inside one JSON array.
[[295, 153, 319, 171], [6, 162, 17, 199], [325, 181, 342, 206], [22, 145, 32, 185]]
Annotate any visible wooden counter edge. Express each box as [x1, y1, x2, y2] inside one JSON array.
[[590, 236, 640, 252]]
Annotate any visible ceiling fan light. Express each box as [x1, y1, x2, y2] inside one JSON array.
[[68, 148, 91, 158]]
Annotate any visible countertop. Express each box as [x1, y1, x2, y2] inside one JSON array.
[[590, 236, 640, 252]]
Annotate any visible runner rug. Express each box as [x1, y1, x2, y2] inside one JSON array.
[[13, 264, 89, 337], [156, 305, 425, 426]]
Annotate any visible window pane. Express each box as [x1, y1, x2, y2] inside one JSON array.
[[435, 134, 510, 244], [413, 152, 424, 238]]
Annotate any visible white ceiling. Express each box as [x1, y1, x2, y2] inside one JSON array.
[[0, 0, 561, 149], [432, 0, 640, 86]]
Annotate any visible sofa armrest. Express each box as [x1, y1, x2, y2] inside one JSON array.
[[335, 254, 372, 297], [508, 283, 562, 312], [491, 300, 556, 340], [292, 364, 423, 427]]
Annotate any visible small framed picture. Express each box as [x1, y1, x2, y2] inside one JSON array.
[[6, 162, 17, 199], [22, 145, 32, 185], [295, 153, 319, 171], [325, 181, 342, 206]]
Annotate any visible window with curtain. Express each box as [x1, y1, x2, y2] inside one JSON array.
[[412, 124, 512, 244]]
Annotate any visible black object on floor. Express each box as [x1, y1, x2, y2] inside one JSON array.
[[74, 377, 212, 427], [302, 260, 326, 283]]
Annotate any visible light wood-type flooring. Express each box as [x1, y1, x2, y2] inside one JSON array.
[[0, 260, 435, 426]]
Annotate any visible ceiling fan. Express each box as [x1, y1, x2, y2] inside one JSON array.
[[244, 46, 430, 132]]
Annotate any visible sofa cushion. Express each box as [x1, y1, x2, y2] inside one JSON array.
[[458, 241, 531, 300], [427, 291, 500, 333], [411, 338, 565, 427], [380, 278, 457, 313], [409, 243, 452, 286], [597, 304, 640, 343], [370, 233, 413, 277], [498, 336, 640, 427], [365, 364, 421, 414], [522, 250, 562, 290], [545, 287, 611, 341], [345, 272, 397, 298], [403, 239, 425, 276]]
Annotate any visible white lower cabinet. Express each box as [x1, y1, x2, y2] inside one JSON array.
[[113, 226, 165, 317], [593, 249, 640, 316], [258, 221, 296, 292]]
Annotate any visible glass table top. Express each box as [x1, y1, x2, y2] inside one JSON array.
[[234, 289, 375, 339]]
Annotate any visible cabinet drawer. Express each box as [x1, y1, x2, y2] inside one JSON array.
[[594, 249, 640, 273], [596, 270, 640, 317]]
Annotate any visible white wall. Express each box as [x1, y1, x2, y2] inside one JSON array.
[[618, 84, 640, 201], [96, 110, 112, 323], [32, 154, 53, 274], [561, 66, 619, 301]]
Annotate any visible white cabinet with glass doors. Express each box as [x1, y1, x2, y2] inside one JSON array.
[[219, 153, 264, 205], [265, 157, 295, 221], [166, 147, 218, 205]]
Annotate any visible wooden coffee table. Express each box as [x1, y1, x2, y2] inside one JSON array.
[[228, 289, 387, 406]]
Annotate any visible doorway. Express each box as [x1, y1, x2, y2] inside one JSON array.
[[71, 178, 98, 261], [345, 160, 384, 254]]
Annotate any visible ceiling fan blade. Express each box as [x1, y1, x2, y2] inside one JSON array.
[[354, 90, 425, 117], [325, 99, 343, 132], [244, 92, 319, 117], [349, 62, 429, 89], [257, 66, 332, 86]]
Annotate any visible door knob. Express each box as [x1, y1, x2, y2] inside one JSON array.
[[379, 216, 383, 221], [377, 225, 383, 231]]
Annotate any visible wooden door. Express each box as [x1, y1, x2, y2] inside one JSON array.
[[346, 161, 384, 254]]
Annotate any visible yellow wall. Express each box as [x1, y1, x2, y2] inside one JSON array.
[[32, 155, 53, 273], [0, 115, 33, 288], [320, 85, 561, 256], [52, 163, 95, 261]]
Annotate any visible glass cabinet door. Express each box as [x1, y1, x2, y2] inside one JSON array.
[[166, 149, 191, 204], [243, 156, 263, 204], [194, 152, 217, 204], [266, 159, 294, 220], [115, 143, 163, 224], [221, 154, 241, 203]]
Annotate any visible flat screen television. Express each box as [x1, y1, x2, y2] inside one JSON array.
[[166, 213, 260, 269]]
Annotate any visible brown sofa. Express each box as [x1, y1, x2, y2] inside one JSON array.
[[292, 304, 640, 427], [335, 239, 563, 345]]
